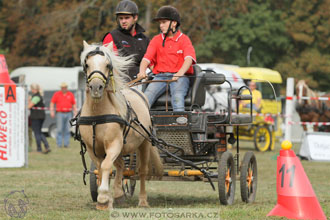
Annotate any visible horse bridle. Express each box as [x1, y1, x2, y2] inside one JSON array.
[[83, 47, 115, 91]]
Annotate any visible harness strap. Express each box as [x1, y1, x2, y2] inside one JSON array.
[[92, 122, 97, 158], [123, 103, 133, 144], [77, 114, 129, 158], [70, 110, 89, 185], [71, 111, 132, 184], [80, 141, 89, 185], [77, 114, 129, 126]]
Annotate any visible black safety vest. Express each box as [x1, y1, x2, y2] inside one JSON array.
[[102, 23, 149, 80], [30, 93, 46, 120]]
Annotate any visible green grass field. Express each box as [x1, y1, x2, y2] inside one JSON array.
[[0, 138, 329, 220]]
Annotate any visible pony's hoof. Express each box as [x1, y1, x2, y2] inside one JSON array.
[[96, 201, 112, 210], [138, 200, 150, 208], [114, 195, 126, 205]]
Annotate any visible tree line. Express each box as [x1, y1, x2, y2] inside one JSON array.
[[0, 0, 329, 91]]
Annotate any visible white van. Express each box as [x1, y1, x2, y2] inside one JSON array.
[[10, 66, 85, 137], [198, 63, 246, 112]]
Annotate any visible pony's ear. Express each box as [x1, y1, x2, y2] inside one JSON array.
[[83, 40, 90, 50]]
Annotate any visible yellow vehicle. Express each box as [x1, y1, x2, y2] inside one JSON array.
[[233, 67, 283, 151]]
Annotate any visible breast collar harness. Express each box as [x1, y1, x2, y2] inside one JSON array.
[[83, 47, 116, 92], [70, 98, 138, 185]]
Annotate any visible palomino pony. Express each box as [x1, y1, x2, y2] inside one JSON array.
[[295, 80, 330, 132], [79, 41, 163, 210]]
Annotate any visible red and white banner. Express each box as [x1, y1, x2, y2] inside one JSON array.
[[286, 96, 330, 101], [288, 121, 330, 126], [0, 86, 26, 168]]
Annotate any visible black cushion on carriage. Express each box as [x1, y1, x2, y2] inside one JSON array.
[[150, 65, 206, 111], [203, 72, 226, 85], [231, 114, 252, 124], [207, 113, 252, 124]]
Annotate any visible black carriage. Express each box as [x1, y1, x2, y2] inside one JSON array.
[[88, 65, 258, 205]]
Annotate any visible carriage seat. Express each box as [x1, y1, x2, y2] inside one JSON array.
[[150, 65, 225, 111]]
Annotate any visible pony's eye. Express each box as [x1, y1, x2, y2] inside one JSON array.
[[107, 64, 112, 70], [85, 64, 89, 68]]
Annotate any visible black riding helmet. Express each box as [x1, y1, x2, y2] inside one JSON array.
[[154, 6, 181, 47], [115, 0, 138, 15], [115, 0, 138, 33], [153, 5, 180, 28]]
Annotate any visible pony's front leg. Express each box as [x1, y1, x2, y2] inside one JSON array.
[[96, 142, 122, 210], [113, 157, 125, 204]]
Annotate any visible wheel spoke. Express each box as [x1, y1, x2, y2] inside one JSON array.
[[225, 168, 231, 194]]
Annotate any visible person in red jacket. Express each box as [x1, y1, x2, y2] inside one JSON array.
[[138, 5, 196, 111], [50, 82, 77, 148]]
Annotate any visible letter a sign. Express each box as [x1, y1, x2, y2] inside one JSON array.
[[0, 55, 16, 102], [5, 85, 16, 103]]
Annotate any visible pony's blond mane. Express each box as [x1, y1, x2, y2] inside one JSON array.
[[80, 42, 134, 118]]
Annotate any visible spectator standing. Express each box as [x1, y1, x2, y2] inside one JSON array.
[[50, 82, 77, 148], [28, 84, 51, 154], [102, 0, 149, 80], [138, 5, 196, 111]]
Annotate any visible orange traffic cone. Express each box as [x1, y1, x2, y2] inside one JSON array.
[[267, 140, 326, 219], [0, 54, 14, 84]]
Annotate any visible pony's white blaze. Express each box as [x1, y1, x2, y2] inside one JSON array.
[[87, 54, 109, 99], [79, 41, 163, 210], [89, 55, 107, 70], [298, 84, 303, 105]]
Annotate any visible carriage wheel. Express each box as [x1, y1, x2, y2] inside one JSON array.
[[90, 161, 98, 202], [240, 151, 258, 203], [122, 179, 136, 197], [254, 125, 272, 152], [218, 151, 236, 205]]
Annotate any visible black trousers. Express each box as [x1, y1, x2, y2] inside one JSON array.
[[31, 119, 49, 151]]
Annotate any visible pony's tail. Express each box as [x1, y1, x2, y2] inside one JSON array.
[[148, 146, 163, 179]]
